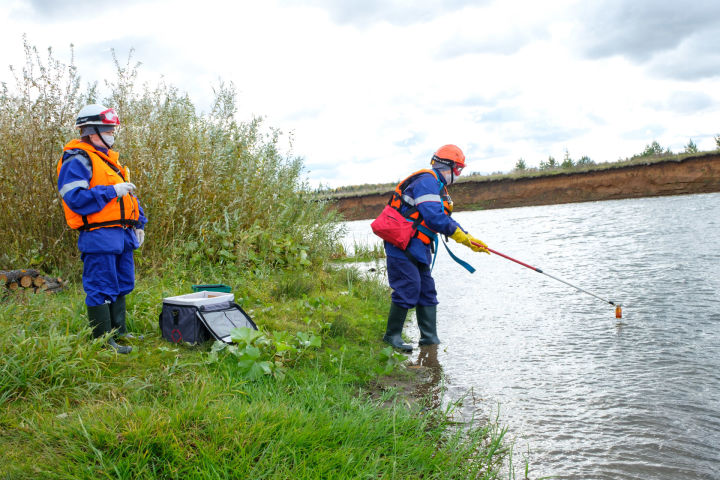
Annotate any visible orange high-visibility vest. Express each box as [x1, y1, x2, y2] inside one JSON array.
[[388, 169, 453, 244], [56, 139, 140, 231]]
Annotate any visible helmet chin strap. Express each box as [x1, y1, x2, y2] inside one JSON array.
[[94, 126, 113, 150]]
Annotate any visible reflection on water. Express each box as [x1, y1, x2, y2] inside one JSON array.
[[412, 345, 443, 410], [344, 193, 720, 480]]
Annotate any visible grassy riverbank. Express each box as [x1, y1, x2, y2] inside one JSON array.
[[0, 41, 518, 479], [0, 262, 513, 479]]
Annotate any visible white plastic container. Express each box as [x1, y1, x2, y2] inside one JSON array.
[[162, 291, 234, 306]]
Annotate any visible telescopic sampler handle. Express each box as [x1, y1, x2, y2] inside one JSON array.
[[474, 243, 617, 307]]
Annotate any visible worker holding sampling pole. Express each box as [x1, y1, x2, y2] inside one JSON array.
[[56, 104, 147, 354], [371, 144, 489, 352]]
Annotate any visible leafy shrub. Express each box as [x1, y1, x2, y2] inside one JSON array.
[[0, 39, 343, 274], [208, 326, 322, 380], [375, 345, 407, 375]]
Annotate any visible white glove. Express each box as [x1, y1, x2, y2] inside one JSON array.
[[113, 182, 136, 198], [134, 228, 145, 247]]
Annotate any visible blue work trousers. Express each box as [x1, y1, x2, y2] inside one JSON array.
[[386, 254, 438, 309], [81, 247, 135, 306]]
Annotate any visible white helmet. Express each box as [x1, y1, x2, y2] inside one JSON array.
[[75, 104, 120, 128]]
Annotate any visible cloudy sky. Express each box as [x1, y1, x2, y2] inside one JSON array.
[[2, 0, 719, 187]]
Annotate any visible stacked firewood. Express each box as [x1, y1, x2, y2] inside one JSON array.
[[0, 269, 67, 294]]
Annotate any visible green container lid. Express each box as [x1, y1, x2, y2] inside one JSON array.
[[191, 284, 232, 293]]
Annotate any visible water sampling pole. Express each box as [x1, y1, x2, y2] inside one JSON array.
[[472, 242, 622, 318]]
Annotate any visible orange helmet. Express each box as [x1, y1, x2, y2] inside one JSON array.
[[432, 144, 465, 176]]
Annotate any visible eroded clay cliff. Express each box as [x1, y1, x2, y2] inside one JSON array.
[[330, 154, 720, 221]]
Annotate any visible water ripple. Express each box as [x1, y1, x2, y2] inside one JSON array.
[[344, 193, 720, 479]]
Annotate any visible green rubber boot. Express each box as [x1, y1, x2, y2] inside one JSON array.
[[87, 303, 132, 354], [87, 303, 112, 339], [383, 303, 413, 352], [109, 295, 144, 340], [109, 295, 127, 336], [417, 304, 440, 345]]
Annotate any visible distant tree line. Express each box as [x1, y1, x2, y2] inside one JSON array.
[[514, 149, 595, 172], [514, 137, 714, 173]]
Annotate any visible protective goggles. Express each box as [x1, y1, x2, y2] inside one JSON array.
[[76, 108, 120, 126], [432, 155, 464, 176]]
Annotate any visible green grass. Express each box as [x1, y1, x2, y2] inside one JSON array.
[[331, 240, 386, 263], [0, 264, 514, 479], [0, 37, 520, 479]]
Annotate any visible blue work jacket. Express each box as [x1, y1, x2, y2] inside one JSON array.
[[384, 168, 461, 264]]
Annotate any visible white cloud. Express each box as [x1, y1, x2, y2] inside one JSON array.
[[2, 0, 719, 187]]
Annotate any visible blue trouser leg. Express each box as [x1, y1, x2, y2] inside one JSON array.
[[386, 255, 438, 309], [81, 246, 135, 307], [116, 244, 135, 297], [387, 254, 440, 345], [417, 265, 439, 307]]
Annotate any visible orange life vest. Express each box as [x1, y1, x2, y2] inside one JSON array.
[[56, 139, 140, 231], [388, 169, 453, 245]]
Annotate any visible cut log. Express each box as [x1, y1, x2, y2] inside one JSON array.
[[1, 270, 66, 294], [43, 277, 65, 293], [2, 271, 21, 284], [2, 269, 41, 284]]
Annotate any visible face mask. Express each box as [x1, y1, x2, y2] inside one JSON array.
[[440, 169, 454, 185], [100, 133, 115, 148]]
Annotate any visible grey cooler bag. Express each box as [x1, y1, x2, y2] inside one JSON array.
[[160, 298, 257, 344]]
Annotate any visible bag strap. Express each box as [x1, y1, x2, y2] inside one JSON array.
[[440, 235, 476, 273]]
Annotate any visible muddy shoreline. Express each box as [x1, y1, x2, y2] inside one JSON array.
[[330, 153, 720, 221]]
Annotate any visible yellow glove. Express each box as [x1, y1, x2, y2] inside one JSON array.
[[467, 234, 489, 254], [450, 227, 490, 254]]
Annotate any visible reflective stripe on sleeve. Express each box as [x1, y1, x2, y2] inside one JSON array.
[[59, 180, 90, 198], [65, 152, 92, 173], [76, 154, 92, 173], [413, 194, 442, 204]]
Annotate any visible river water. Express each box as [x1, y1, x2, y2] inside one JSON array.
[[343, 193, 720, 480]]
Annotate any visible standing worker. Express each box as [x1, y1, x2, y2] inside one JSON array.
[[381, 145, 488, 351], [56, 104, 147, 354]]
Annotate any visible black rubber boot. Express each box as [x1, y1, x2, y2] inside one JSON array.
[[417, 304, 440, 345], [87, 303, 112, 339], [109, 295, 127, 336], [383, 303, 413, 352], [87, 303, 132, 354], [109, 295, 144, 340]]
